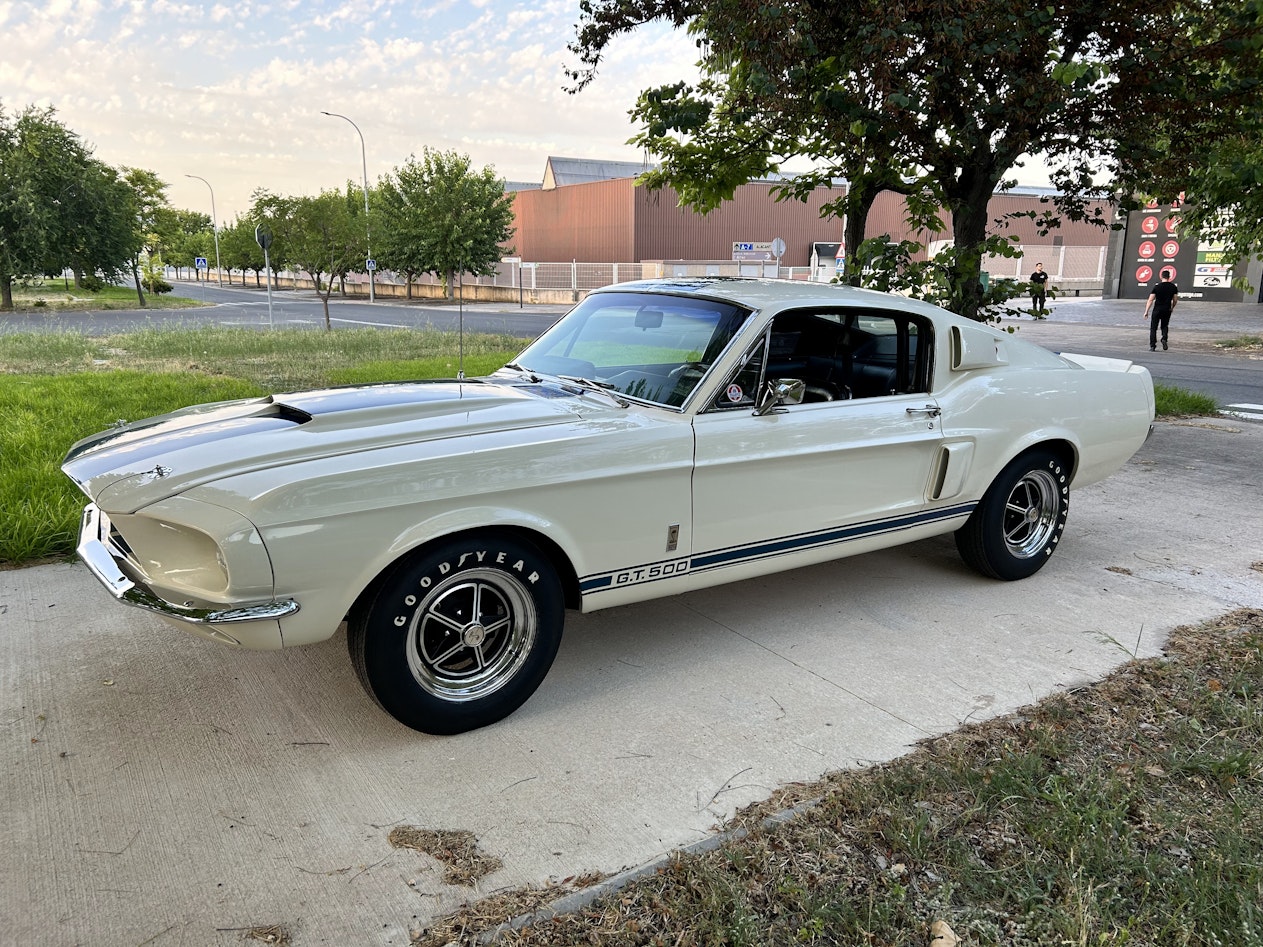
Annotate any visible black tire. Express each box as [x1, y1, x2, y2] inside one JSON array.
[[348, 534, 564, 735], [955, 448, 1070, 581]]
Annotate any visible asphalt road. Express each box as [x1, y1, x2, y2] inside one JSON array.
[[5, 284, 1260, 405], [0, 280, 569, 340], [1006, 295, 1263, 410]]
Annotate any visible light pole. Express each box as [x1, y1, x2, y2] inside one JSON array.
[[184, 174, 223, 288], [321, 110, 375, 302]]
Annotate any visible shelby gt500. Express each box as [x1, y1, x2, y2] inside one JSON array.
[[63, 279, 1154, 734]]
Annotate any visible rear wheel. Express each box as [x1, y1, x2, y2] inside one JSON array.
[[348, 534, 564, 734], [955, 448, 1070, 580]]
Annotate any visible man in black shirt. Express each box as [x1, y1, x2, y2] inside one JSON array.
[[1143, 269, 1179, 351], [1029, 263, 1049, 313]]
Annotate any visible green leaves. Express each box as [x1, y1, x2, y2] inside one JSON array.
[[374, 149, 515, 297], [0, 105, 143, 309]]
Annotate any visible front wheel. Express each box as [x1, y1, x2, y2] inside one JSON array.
[[348, 534, 564, 734], [955, 449, 1070, 581]]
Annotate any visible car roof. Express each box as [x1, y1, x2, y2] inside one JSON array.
[[590, 277, 948, 318]]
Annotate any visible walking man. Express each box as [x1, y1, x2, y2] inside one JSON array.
[[1029, 262, 1049, 313], [1142, 269, 1179, 351]]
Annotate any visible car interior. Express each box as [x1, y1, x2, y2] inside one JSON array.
[[712, 308, 933, 410]]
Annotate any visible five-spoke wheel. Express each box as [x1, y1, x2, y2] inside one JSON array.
[[348, 534, 564, 734], [955, 448, 1070, 580]]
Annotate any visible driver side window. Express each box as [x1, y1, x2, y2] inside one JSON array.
[[710, 308, 931, 411]]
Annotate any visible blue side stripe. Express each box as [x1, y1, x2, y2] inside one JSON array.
[[578, 502, 976, 594]]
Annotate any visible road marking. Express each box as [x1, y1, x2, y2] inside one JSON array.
[[331, 317, 412, 328], [1221, 403, 1263, 422]]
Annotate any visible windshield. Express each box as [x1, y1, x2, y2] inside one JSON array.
[[506, 292, 752, 408]]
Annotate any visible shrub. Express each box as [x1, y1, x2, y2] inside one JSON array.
[[143, 277, 173, 294], [79, 275, 105, 292]]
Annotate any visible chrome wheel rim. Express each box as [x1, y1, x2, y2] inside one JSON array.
[[1002, 469, 1060, 558], [405, 569, 537, 702]]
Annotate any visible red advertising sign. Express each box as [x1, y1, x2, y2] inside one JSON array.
[[1164, 216, 1180, 233], [1135, 265, 1153, 283], [1162, 240, 1181, 258], [1141, 217, 1160, 234], [1138, 241, 1156, 259]]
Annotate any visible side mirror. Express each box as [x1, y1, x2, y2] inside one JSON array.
[[754, 378, 806, 416]]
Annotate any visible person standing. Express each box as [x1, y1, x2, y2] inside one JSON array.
[[1029, 263, 1049, 313], [1142, 269, 1179, 351]]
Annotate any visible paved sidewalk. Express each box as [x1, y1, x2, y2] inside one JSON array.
[[4, 419, 1262, 946]]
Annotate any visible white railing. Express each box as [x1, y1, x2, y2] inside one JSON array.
[[283, 245, 1107, 295]]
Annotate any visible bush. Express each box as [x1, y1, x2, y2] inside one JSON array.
[[79, 275, 104, 292], [143, 278, 173, 294]]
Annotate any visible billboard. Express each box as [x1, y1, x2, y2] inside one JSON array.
[[1119, 198, 1243, 301]]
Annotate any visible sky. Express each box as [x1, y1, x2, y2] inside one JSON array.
[[4, 0, 1053, 225]]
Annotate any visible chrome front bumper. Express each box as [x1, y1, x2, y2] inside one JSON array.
[[76, 504, 300, 626]]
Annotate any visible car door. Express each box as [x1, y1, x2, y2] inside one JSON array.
[[689, 307, 947, 574]]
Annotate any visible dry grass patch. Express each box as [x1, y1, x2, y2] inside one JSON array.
[[409, 609, 1263, 947]]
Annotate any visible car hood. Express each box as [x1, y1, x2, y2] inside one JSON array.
[[63, 379, 596, 511]]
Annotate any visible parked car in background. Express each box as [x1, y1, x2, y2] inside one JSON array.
[[63, 279, 1155, 734]]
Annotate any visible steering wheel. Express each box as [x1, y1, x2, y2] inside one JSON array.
[[667, 361, 707, 381]]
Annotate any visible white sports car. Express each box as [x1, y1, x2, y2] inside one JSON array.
[[63, 279, 1154, 734]]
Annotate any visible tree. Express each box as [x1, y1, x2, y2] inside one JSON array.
[[375, 148, 516, 300], [61, 159, 139, 290], [274, 190, 363, 329], [569, 0, 1263, 320], [217, 216, 262, 286], [0, 104, 137, 310], [120, 168, 176, 306], [1118, 1, 1263, 273], [165, 209, 213, 278]]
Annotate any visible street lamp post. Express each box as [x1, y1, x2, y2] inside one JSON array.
[[184, 174, 223, 288], [321, 110, 375, 303]]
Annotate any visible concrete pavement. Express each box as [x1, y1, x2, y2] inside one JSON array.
[[3, 292, 1263, 945], [4, 414, 1262, 945]]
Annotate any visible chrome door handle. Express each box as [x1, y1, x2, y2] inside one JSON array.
[[905, 404, 941, 418]]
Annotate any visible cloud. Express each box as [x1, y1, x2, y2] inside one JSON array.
[[3, 1, 702, 218]]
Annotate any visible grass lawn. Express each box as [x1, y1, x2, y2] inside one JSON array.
[[4, 281, 206, 312], [0, 326, 521, 566]]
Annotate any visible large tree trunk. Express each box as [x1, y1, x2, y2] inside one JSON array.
[[0, 275, 13, 311], [842, 186, 881, 287], [944, 161, 1002, 322]]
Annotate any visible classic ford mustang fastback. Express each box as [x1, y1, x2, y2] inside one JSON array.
[[64, 279, 1154, 733]]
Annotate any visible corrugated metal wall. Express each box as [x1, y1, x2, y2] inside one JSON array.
[[509, 177, 1110, 265], [511, 179, 636, 261], [864, 191, 1112, 259], [634, 182, 847, 267]]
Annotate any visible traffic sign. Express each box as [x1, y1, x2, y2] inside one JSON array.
[[254, 226, 273, 251], [195, 257, 208, 270], [366, 259, 377, 271]]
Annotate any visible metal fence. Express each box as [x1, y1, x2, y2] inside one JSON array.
[[303, 245, 1108, 294]]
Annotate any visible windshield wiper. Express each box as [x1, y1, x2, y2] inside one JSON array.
[[557, 375, 630, 408], [501, 362, 541, 382]]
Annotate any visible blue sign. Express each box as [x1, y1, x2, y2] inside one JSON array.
[[195, 257, 208, 270], [366, 258, 377, 271]]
